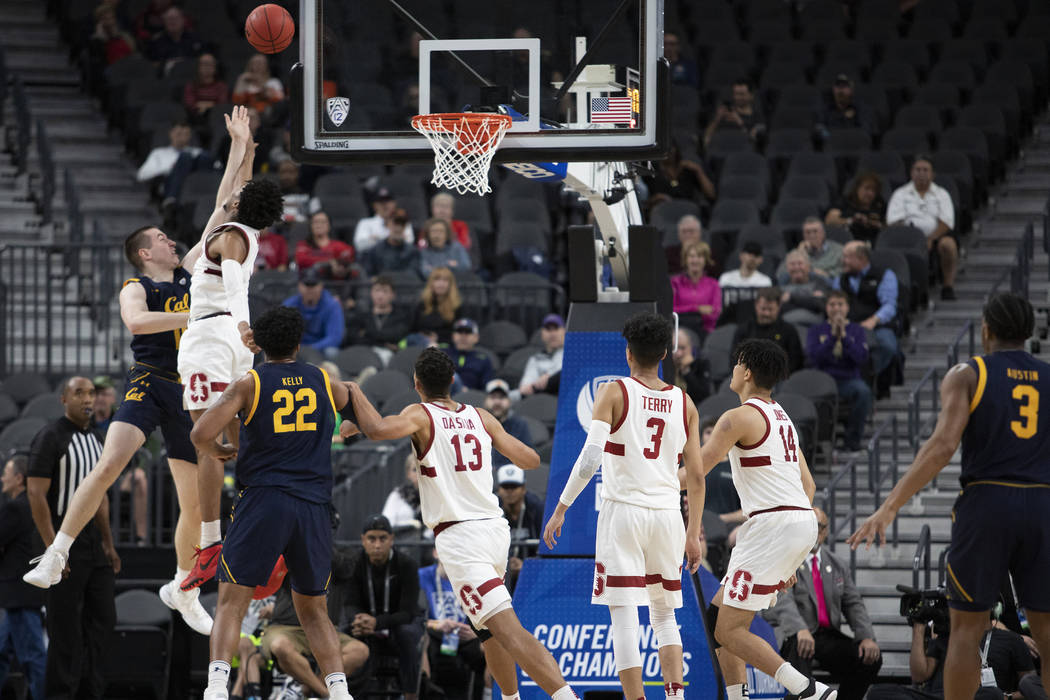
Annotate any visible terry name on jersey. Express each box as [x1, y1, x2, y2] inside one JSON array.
[[641, 396, 674, 414]]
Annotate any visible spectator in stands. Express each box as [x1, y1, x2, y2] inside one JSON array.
[[732, 287, 805, 373], [672, 241, 722, 338], [91, 4, 135, 66], [346, 515, 423, 700], [135, 120, 204, 191], [484, 379, 532, 468], [256, 227, 289, 270], [232, 53, 285, 117], [413, 267, 461, 345], [643, 145, 716, 211], [90, 375, 117, 436], [665, 214, 703, 275], [282, 266, 345, 359], [0, 454, 45, 700], [764, 507, 881, 700], [703, 78, 766, 147], [430, 193, 472, 250], [719, 241, 773, 288], [887, 156, 957, 300], [442, 318, 494, 391], [182, 53, 228, 127], [276, 159, 309, 223], [295, 212, 355, 280], [826, 172, 886, 245], [354, 187, 416, 254], [520, 314, 565, 396], [814, 74, 874, 143], [497, 465, 544, 593], [419, 218, 471, 279], [146, 6, 202, 72], [794, 217, 844, 280], [344, 275, 413, 353], [133, 0, 173, 41], [778, 250, 830, 328], [364, 209, 419, 276], [382, 454, 422, 534], [833, 241, 898, 383], [673, 327, 712, 406], [806, 290, 872, 452], [663, 31, 698, 88]]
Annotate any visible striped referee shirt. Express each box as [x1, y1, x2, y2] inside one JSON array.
[[27, 416, 106, 559]]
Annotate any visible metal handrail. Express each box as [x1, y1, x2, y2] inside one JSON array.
[[912, 523, 932, 590], [823, 454, 860, 578], [946, 320, 974, 370], [868, 415, 900, 547], [907, 366, 938, 449]]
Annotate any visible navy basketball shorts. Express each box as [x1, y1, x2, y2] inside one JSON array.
[[218, 486, 333, 596], [945, 482, 1050, 612], [112, 364, 196, 462]]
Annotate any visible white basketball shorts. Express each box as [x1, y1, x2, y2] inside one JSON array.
[[177, 314, 254, 411], [720, 508, 817, 611], [434, 518, 512, 628], [592, 499, 686, 608]]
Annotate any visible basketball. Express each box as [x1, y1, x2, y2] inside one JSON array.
[[245, 4, 295, 54]]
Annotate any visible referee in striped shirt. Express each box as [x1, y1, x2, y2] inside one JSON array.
[[26, 376, 119, 700]]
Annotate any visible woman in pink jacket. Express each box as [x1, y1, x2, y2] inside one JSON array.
[[671, 241, 721, 338]]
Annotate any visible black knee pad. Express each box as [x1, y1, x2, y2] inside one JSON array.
[[471, 618, 493, 643], [704, 601, 721, 649]]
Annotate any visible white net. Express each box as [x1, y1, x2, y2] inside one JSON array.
[[411, 113, 513, 196]]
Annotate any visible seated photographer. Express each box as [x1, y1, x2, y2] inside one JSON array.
[[867, 604, 1038, 700], [762, 507, 881, 700]]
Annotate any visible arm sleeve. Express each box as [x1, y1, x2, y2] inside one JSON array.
[[874, 269, 898, 325], [220, 258, 251, 327], [558, 420, 611, 506]]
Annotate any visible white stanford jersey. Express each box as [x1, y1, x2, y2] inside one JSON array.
[[417, 402, 502, 530], [601, 377, 689, 510], [727, 397, 811, 518], [189, 222, 259, 319]]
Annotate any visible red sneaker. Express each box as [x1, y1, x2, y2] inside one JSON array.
[[253, 555, 288, 599], [180, 542, 223, 591]]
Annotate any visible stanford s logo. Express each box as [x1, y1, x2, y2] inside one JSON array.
[[459, 585, 482, 616], [188, 372, 209, 404], [593, 562, 606, 597], [727, 569, 753, 602]]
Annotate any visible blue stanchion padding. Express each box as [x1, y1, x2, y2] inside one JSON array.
[[509, 558, 720, 700]]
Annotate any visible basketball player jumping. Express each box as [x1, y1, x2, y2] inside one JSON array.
[[699, 339, 833, 700], [343, 348, 581, 700], [188, 306, 357, 700], [542, 312, 706, 700], [176, 106, 284, 591], [849, 292, 1050, 699]]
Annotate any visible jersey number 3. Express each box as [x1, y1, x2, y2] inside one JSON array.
[[272, 388, 318, 433], [643, 417, 665, 459], [1010, 385, 1039, 439]]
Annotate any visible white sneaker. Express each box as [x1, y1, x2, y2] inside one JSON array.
[[159, 580, 214, 635], [799, 680, 837, 700], [277, 678, 304, 700], [23, 546, 66, 588]]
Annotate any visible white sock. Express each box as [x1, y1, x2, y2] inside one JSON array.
[[206, 660, 230, 690], [665, 681, 685, 700], [201, 520, 221, 548], [52, 532, 74, 557], [501, 693, 518, 700], [176, 567, 190, 584], [551, 686, 577, 700], [774, 662, 809, 695], [326, 672, 350, 699], [481, 689, 492, 700], [726, 684, 748, 700]]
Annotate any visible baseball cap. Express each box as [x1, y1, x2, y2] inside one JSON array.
[[299, 266, 321, 285], [453, 318, 479, 334], [93, 375, 114, 390], [361, 514, 392, 534], [486, 379, 510, 395], [373, 187, 395, 202], [542, 313, 564, 329], [741, 241, 764, 257], [497, 465, 525, 487], [833, 73, 853, 86]]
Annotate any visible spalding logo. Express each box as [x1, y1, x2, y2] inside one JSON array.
[[576, 375, 622, 429]]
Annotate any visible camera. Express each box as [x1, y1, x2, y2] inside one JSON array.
[[897, 585, 950, 636]]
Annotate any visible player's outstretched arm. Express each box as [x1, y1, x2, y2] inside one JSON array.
[[682, 398, 706, 573], [798, 450, 816, 505], [848, 363, 974, 550], [207, 229, 256, 352], [202, 105, 252, 236], [190, 376, 252, 461], [345, 382, 427, 441], [479, 408, 539, 470], [119, 281, 188, 335]]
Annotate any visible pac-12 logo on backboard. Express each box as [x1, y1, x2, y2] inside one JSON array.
[[326, 97, 350, 127], [576, 375, 622, 429]]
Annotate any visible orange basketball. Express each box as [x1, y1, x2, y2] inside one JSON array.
[[245, 4, 295, 54]]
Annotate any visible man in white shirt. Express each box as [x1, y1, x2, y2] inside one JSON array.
[[352, 187, 415, 254], [719, 241, 773, 289], [519, 314, 565, 397], [886, 156, 957, 300], [136, 121, 200, 183]]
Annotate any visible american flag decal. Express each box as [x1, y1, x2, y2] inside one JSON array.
[[590, 96, 633, 124]]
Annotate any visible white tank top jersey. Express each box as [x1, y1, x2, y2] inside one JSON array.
[[189, 222, 260, 319], [727, 397, 812, 518], [601, 377, 689, 510], [416, 402, 503, 530]]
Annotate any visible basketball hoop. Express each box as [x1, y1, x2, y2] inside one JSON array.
[[411, 112, 513, 196]]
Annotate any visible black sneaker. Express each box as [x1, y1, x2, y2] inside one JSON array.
[[941, 286, 956, 301]]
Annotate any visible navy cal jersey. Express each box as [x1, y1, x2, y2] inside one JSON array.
[[124, 268, 191, 374], [238, 361, 338, 503], [960, 350, 1050, 486]]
